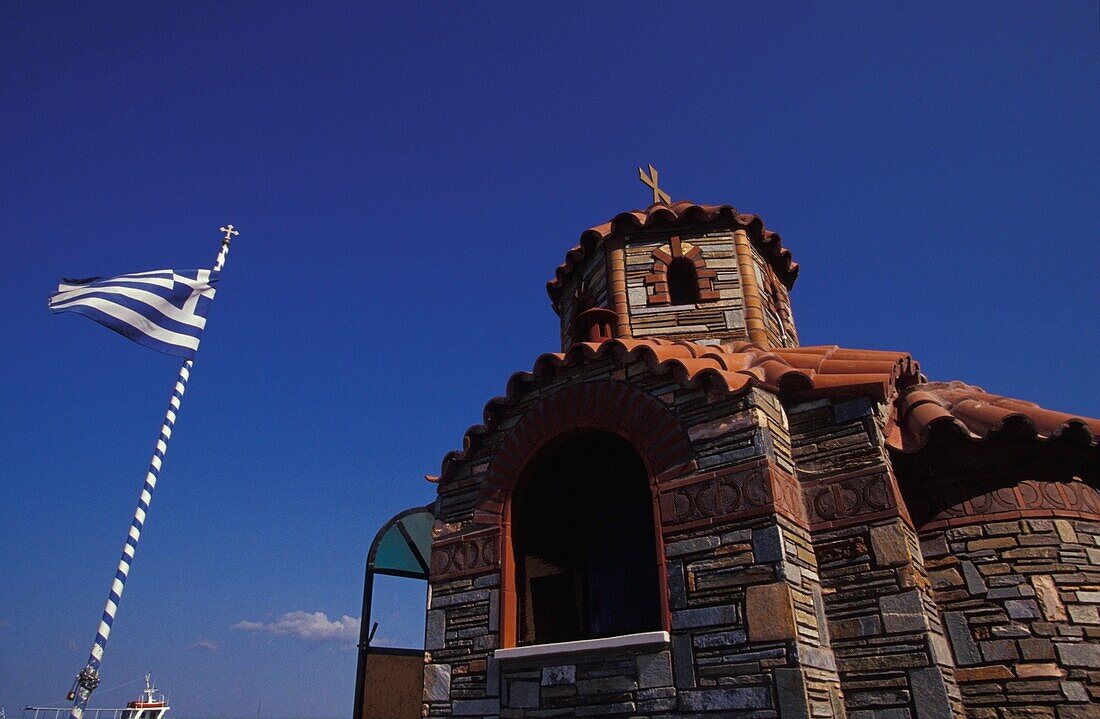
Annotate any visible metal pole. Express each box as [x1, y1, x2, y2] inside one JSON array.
[[352, 569, 375, 719], [68, 228, 234, 718]]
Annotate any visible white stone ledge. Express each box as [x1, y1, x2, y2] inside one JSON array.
[[493, 631, 670, 662]]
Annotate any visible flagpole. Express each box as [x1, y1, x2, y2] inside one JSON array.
[[68, 226, 237, 719]]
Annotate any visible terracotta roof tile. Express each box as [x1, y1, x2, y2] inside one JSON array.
[[889, 380, 1100, 452], [435, 338, 918, 483], [547, 201, 799, 310]]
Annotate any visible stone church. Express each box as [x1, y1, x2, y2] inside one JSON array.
[[355, 196, 1099, 719]]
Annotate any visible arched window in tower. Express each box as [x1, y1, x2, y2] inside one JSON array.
[[512, 432, 661, 645], [667, 257, 700, 305]]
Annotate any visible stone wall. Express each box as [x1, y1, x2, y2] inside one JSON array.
[[787, 396, 965, 719], [497, 644, 675, 717], [621, 229, 749, 344], [921, 517, 1100, 718], [426, 356, 843, 717], [557, 239, 610, 349], [423, 347, 1098, 718]]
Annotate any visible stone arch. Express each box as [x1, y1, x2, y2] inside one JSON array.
[[644, 235, 720, 305], [475, 380, 693, 646], [478, 381, 694, 519]]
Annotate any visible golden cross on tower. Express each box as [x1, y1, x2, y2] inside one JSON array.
[[638, 164, 671, 205], [219, 224, 239, 242]]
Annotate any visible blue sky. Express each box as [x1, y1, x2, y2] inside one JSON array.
[[1, 2, 1097, 717]]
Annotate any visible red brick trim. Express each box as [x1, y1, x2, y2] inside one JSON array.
[[644, 236, 718, 306], [429, 528, 500, 581], [901, 473, 1100, 531], [657, 457, 808, 534], [801, 464, 913, 531]]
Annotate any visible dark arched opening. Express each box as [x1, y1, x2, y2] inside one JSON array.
[[512, 431, 661, 645], [667, 257, 700, 305]]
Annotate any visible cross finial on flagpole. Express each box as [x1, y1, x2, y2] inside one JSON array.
[[219, 225, 239, 242], [638, 164, 671, 205]]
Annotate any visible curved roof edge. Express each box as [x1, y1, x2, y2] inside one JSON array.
[[435, 338, 919, 484], [889, 380, 1100, 454], [547, 201, 799, 311]]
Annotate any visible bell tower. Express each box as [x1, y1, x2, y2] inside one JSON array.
[[548, 172, 800, 351]]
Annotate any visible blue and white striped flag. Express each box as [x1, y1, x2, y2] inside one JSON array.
[[48, 269, 219, 359]]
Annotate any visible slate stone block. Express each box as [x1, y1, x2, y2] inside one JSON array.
[[488, 588, 499, 629], [671, 633, 695, 688], [665, 535, 721, 557], [830, 614, 881, 639], [423, 663, 451, 702], [850, 709, 912, 719], [508, 680, 539, 709], [540, 665, 575, 686], [425, 609, 447, 650], [432, 588, 491, 608], [752, 525, 785, 563], [834, 396, 873, 423], [692, 629, 747, 648], [679, 686, 771, 711], [870, 523, 910, 567], [636, 651, 673, 689], [944, 611, 980, 666], [774, 668, 810, 719], [1060, 681, 1089, 702], [909, 667, 952, 719], [452, 697, 500, 716], [486, 656, 500, 697], [880, 589, 927, 633], [667, 560, 687, 608], [576, 676, 637, 695], [672, 604, 736, 629], [848, 688, 911, 707], [1006, 599, 1042, 620], [746, 582, 797, 641], [920, 534, 949, 559], [961, 561, 988, 596], [1019, 638, 1055, 661], [981, 639, 1019, 662], [1055, 642, 1100, 668], [794, 644, 837, 671], [575, 701, 636, 716]]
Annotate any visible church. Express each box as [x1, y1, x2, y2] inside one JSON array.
[[354, 177, 1100, 719]]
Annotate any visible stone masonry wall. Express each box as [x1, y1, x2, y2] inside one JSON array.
[[787, 396, 965, 719], [557, 241, 610, 350], [622, 229, 749, 343], [749, 244, 798, 348], [921, 517, 1100, 719], [424, 571, 501, 717], [427, 357, 847, 717], [497, 646, 675, 717]]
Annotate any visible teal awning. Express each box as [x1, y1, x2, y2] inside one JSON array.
[[367, 505, 433, 579]]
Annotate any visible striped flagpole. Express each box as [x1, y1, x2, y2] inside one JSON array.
[[68, 226, 237, 719]]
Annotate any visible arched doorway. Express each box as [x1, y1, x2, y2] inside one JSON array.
[[511, 431, 662, 645]]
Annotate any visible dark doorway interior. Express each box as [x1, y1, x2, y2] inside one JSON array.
[[513, 431, 661, 645]]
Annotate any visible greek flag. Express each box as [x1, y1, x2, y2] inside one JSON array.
[[48, 269, 219, 359]]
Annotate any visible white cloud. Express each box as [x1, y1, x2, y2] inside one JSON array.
[[186, 638, 219, 652], [232, 611, 360, 644]]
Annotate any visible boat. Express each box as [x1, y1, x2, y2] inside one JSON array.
[[23, 673, 171, 719], [119, 674, 169, 719]]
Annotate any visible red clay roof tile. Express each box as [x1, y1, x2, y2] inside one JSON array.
[[889, 380, 1100, 452], [547, 202, 799, 311], [435, 338, 918, 483], [432, 342, 1099, 484]]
